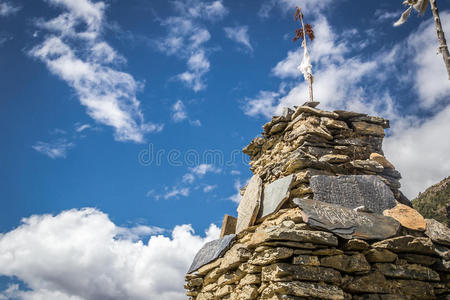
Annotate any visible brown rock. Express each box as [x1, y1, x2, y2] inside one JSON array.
[[345, 271, 392, 294], [320, 253, 371, 273], [197, 258, 222, 275], [313, 248, 344, 256], [269, 122, 288, 134], [364, 249, 397, 263], [238, 284, 259, 300], [293, 106, 340, 119], [351, 159, 384, 173], [343, 239, 369, 251], [261, 281, 344, 300], [425, 218, 450, 247], [215, 284, 234, 298], [372, 236, 435, 255], [374, 263, 440, 281], [262, 263, 342, 284], [399, 253, 438, 266], [220, 214, 237, 238], [321, 117, 349, 130], [292, 255, 320, 266], [287, 122, 333, 141], [390, 280, 435, 299], [383, 203, 426, 231], [217, 270, 245, 286], [319, 154, 350, 164], [220, 243, 252, 271], [370, 153, 395, 169], [248, 247, 294, 266], [239, 274, 261, 286], [352, 121, 385, 137]]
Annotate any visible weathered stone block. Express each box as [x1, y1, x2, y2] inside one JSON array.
[[374, 263, 440, 281], [425, 219, 450, 247], [320, 253, 371, 273], [383, 203, 426, 231], [294, 198, 400, 240], [220, 214, 237, 238], [309, 175, 397, 214], [258, 175, 294, 219], [372, 236, 435, 255], [237, 175, 262, 234], [261, 280, 344, 300]]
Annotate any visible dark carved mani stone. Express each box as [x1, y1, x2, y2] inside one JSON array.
[[310, 175, 396, 214], [294, 198, 400, 240], [187, 234, 236, 274]]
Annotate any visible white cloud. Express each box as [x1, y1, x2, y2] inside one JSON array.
[[171, 100, 202, 126], [182, 173, 195, 184], [32, 139, 75, 159], [224, 25, 253, 52], [190, 163, 221, 176], [75, 124, 91, 132], [0, 1, 21, 17], [31, 0, 161, 143], [406, 12, 450, 108], [171, 100, 188, 122], [385, 106, 450, 199], [158, 0, 227, 91], [203, 184, 217, 193], [374, 9, 402, 22], [230, 170, 241, 175], [258, 0, 334, 18], [228, 179, 242, 203], [0, 208, 219, 300], [164, 187, 190, 199]]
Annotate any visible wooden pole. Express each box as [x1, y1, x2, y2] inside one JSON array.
[[430, 0, 450, 80]]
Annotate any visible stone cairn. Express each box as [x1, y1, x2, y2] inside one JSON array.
[[185, 103, 450, 300]]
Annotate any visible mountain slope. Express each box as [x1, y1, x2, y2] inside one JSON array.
[[412, 176, 450, 226]]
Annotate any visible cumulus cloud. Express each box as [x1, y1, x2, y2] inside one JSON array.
[[258, 0, 334, 18], [0, 208, 219, 300], [32, 139, 75, 159], [0, 0, 21, 17], [224, 25, 253, 52], [157, 0, 227, 91], [228, 179, 243, 203], [75, 124, 91, 132], [190, 163, 221, 176], [171, 100, 201, 125], [385, 106, 450, 199], [203, 184, 217, 193], [164, 187, 190, 199], [30, 0, 161, 143]]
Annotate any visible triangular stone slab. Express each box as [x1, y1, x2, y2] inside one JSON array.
[[187, 234, 236, 274], [310, 175, 396, 214], [236, 175, 262, 234], [294, 198, 400, 240], [258, 174, 294, 220]]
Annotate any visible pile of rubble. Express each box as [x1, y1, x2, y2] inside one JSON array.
[[185, 104, 450, 300]]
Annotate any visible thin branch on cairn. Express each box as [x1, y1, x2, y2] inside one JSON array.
[[394, 0, 450, 80], [293, 7, 315, 102]]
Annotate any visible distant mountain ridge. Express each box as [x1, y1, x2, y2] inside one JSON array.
[[412, 176, 450, 226]]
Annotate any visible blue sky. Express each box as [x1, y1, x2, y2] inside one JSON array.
[[0, 0, 449, 299]]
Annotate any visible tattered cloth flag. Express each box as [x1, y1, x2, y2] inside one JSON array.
[[394, 0, 429, 26], [298, 40, 314, 83]]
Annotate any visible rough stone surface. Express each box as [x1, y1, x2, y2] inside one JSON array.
[[262, 263, 342, 284], [188, 234, 236, 273], [320, 253, 371, 273], [352, 121, 385, 136], [373, 263, 440, 281], [372, 236, 435, 255], [365, 249, 398, 263], [383, 203, 426, 231], [425, 218, 450, 247], [370, 153, 395, 169], [220, 214, 237, 237], [237, 175, 263, 234], [258, 175, 294, 219], [310, 175, 397, 214], [261, 281, 345, 300], [250, 226, 338, 247], [294, 198, 400, 240]]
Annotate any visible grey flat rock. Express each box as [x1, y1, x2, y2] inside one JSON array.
[[294, 198, 400, 240], [187, 234, 236, 274], [310, 175, 396, 214], [258, 174, 294, 220], [236, 175, 262, 234], [425, 219, 450, 247]]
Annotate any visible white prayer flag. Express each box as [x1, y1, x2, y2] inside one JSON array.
[[298, 41, 313, 82]]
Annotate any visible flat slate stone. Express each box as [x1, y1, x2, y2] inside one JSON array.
[[258, 174, 294, 220], [187, 234, 236, 274], [310, 175, 396, 214], [236, 175, 262, 234], [220, 214, 237, 238], [294, 198, 400, 240], [425, 218, 450, 247]]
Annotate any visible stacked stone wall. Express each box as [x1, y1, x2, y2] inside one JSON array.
[[185, 209, 450, 299]]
